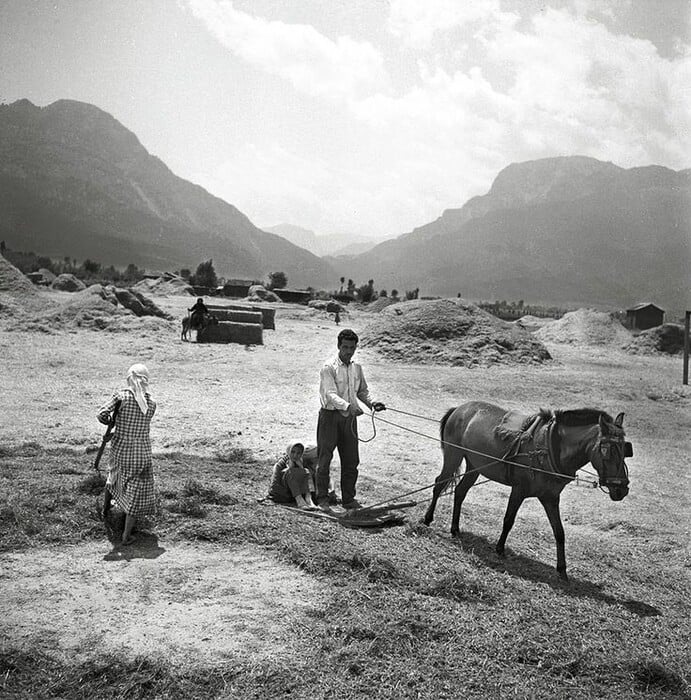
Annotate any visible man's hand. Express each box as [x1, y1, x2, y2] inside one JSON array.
[[372, 402, 386, 412], [349, 403, 364, 417]]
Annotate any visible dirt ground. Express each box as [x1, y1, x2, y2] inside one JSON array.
[[2, 290, 690, 669]]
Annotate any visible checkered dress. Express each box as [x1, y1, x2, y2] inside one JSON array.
[[98, 389, 157, 516]]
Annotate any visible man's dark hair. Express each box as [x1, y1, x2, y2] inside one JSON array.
[[338, 328, 359, 345]]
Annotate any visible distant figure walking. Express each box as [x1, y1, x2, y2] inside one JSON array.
[[334, 310, 341, 325], [98, 363, 157, 546]]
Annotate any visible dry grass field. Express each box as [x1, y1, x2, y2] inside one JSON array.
[[1, 288, 690, 699]]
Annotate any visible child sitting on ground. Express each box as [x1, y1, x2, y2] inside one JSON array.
[[268, 442, 317, 509]]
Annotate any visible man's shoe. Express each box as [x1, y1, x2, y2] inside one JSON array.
[[342, 499, 363, 510], [317, 498, 333, 512]]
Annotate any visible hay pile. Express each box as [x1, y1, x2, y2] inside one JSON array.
[[534, 308, 631, 346], [0, 254, 51, 319], [247, 285, 280, 302], [133, 276, 194, 296], [362, 296, 400, 313], [623, 324, 685, 355], [23, 284, 173, 333], [359, 298, 551, 367], [308, 299, 345, 313], [514, 315, 554, 332]]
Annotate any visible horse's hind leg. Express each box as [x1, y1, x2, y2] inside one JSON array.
[[538, 494, 568, 581], [422, 446, 463, 526], [450, 462, 480, 537], [496, 487, 526, 556]]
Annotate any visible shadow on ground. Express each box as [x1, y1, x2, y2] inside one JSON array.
[[445, 529, 662, 618]]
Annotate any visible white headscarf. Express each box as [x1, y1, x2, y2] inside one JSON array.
[[127, 363, 150, 415]]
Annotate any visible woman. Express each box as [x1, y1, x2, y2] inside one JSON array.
[[98, 363, 157, 545], [268, 442, 317, 509]]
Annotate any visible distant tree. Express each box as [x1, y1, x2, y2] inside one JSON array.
[[347, 279, 355, 295], [391, 289, 399, 299], [357, 279, 376, 303], [405, 287, 419, 300], [267, 271, 288, 290], [179, 268, 191, 280], [339, 276, 345, 293], [0, 241, 5, 254], [190, 259, 218, 288], [82, 259, 101, 274], [124, 263, 142, 282], [380, 289, 388, 297]]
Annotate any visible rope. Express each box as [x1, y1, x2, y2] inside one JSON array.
[[368, 408, 600, 486]]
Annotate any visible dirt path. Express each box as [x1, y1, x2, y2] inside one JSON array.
[[1, 539, 327, 664]]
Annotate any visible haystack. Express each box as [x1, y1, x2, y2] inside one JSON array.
[[208, 309, 263, 325], [51, 274, 86, 292], [623, 324, 685, 355], [308, 299, 345, 314], [207, 304, 276, 329], [23, 284, 172, 332], [133, 276, 194, 296], [247, 285, 280, 303], [535, 308, 631, 346], [359, 298, 551, 367], [0, 253, 51, 319], [361, 296, 400, 313]]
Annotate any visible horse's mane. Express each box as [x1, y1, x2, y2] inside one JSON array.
[[554, 408, 613, 426]]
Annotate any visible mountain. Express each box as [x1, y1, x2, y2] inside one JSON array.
[[337, 156, 690, 314], [0, 99, 334, 287], [263, 223, 380, 257]]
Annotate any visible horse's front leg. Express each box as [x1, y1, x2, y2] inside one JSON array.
[[450, 467, 480, 537], [423, 449, 463, 526], [538, 494, 567, 581], [496, 488, 526, 556]]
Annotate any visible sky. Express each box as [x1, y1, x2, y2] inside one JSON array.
[[1, 0, 689, 241]]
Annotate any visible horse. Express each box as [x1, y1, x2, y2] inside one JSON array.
[[181, 312, 217, 341], [423, 401, 631, 580]]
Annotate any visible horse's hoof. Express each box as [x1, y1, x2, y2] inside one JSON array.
[[419, 518, 431, 527], [558, 570, 569, 582], [451, 529, 461, 539], [495, 547, 505, 557]]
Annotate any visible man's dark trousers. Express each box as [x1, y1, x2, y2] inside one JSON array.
[[316, 408, 359, 505]]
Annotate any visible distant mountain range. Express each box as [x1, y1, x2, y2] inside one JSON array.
[[0, 99, 334, 287], [262, 223, 380, 257], [333, 156, 690, 314], [0, 99, 687, 313]]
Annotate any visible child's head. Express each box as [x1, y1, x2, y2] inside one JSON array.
[[287, 442, 304, 465]]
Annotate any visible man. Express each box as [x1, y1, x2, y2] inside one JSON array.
[[188, 297, 209, 327], [316, 328, 385, 511]]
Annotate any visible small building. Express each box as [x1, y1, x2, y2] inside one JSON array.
[[626, 303, 664, 331], [273, 288, 314, 304], [222, 279, 256, 298]]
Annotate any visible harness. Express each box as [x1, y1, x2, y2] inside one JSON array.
[[499, 412, 562, 484]]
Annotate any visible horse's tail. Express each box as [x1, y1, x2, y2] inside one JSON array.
[[439, 407, 456, 450]]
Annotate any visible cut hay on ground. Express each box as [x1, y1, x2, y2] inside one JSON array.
[[198, 321, 263, 345], [534, 308, 632, 346], [359, 298, 551, 367], [623, 323, 685, 355], [51, 273, 86, 292]]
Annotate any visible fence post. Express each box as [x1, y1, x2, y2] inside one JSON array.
[[684, 311, 690, 385]]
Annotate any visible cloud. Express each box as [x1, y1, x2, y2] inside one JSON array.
[[185, 0, 388, 100]]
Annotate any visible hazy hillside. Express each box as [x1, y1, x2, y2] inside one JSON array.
[[0, 99, 334, 287], [337, 157, 691, 313], [263, 223, 379, 258]]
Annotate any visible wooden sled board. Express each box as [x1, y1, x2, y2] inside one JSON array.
[[275, 503, 406, 529]]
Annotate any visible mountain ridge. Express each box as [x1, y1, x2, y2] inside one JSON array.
[[0, 99, 334, 287]]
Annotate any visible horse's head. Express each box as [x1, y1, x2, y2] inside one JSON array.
[[591, 412, 631, 501]]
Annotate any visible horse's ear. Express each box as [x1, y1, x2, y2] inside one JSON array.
[[614, 412, 625, 427]]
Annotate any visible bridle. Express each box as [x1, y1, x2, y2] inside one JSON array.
[[591, 434, 632, 489]]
